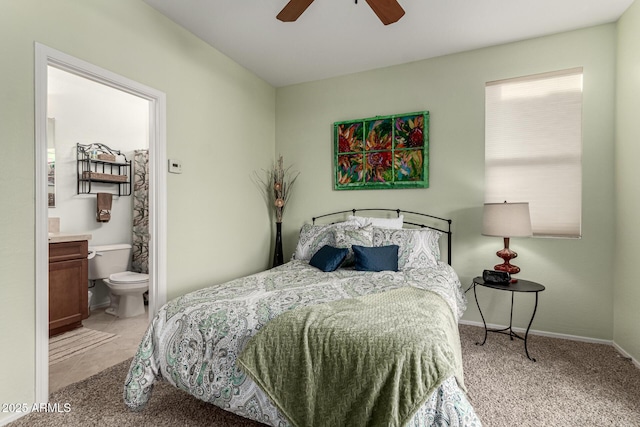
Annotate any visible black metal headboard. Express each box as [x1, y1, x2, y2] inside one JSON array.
[[311, 208, 453, 265]]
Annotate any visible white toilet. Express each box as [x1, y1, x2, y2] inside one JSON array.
[[88, 243, 149, 318]]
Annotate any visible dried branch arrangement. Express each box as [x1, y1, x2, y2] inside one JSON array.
[[253, 156, 300, 223]]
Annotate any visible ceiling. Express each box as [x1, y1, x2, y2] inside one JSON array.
[[144, 0, 634, 87]]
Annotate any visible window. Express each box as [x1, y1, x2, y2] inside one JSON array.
[[485, 68, 583, 238]]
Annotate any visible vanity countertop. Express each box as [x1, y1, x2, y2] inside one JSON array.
[[48, 232, 92, 244]]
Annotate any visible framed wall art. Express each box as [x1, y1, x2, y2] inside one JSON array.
[[334, 111, 429, 190]]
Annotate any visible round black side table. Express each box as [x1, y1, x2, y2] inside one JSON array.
[[472, 277, 545, 362]]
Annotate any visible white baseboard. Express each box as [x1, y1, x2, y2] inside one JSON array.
[[459, 320, 640, 370], [612, 341, 640, 369], [0, 411, 27, 426], [459, 319, 612, 345]]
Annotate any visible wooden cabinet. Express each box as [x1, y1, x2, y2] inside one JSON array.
[[49, 240, 89, 337]]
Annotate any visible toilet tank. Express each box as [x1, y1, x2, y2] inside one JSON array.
[[88, 243, 132, 280]]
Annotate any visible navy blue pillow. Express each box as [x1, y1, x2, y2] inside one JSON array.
[[309, 245, 349, 272], [352, 245, 399, 272]]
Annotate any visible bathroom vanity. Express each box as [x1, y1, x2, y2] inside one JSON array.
[[49, 237, 90, 337]]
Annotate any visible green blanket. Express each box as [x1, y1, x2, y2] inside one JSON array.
[[237, 286, 465, 427]]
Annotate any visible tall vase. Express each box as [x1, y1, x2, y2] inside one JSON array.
[[273, 222, 284, 268]]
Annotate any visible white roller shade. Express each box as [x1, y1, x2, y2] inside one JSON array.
[[485, 68, 583, 238]]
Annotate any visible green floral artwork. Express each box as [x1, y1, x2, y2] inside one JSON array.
[[335, 111, 429, 190]]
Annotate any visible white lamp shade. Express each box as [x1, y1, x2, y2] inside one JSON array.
[[482, 202, 532, 237]]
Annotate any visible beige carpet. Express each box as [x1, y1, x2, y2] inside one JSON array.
[[10, 325, 640, 426], [460, 325, 640, 426], [49, 328, 118, 365]]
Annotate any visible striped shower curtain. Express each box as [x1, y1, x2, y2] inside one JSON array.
[[131, 149, 149, 274]]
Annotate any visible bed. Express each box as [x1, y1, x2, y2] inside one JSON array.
[[124, 209, 481, 426]]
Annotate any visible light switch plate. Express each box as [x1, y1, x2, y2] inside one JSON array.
[[168, 159, 182, 174]]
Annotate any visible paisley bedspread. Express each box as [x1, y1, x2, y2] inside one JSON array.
[[123, 260, 482, 426]]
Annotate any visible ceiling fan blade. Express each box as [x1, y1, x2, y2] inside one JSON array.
[[365, 0, 405, 25], [277, 0, 315, 22]]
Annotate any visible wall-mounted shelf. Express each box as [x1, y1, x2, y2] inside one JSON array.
[[77, 143, 131, 196]]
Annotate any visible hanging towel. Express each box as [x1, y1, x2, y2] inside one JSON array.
[[96, 193, 112, 223]]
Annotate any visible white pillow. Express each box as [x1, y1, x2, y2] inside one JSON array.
[[347, 215, 404, 229]]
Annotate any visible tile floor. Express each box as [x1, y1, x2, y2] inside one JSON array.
[[49, 306, 150, 395]]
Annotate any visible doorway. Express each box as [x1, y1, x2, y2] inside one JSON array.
[[35, 44, 167, 402]]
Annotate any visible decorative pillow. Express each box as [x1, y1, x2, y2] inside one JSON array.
[[347, 215, 404, 229], [293, 222, 353, 261], [333, 225, 374, 266], [309, 246, 349, 272], [372, 227, 442, 269], [352, 245, 399, 272]]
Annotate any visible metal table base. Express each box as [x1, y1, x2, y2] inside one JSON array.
[[473, 278, 543, 362]]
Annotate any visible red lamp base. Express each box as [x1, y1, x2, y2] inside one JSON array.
[[494, 237, 520, 282], [494, 259, 520, 275]]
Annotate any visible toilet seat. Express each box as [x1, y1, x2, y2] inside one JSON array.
[[108, 271, 149, 284]]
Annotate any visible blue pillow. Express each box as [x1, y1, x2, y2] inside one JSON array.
[[352, 245, 399, 272], [309, 245, 349, 272]]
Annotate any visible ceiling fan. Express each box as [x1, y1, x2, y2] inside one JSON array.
[[277, 0, 405, 25]]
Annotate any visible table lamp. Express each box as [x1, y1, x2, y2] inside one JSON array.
[[482, 201, 532, 281]]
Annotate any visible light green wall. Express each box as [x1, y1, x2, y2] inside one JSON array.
[[615, 0, 640, 363], [0, 0, 275, 420], [276, 25, 617, 341], [1, 0, 636, 421]]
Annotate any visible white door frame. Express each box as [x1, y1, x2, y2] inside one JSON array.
[[34, 43, 167, 403]]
